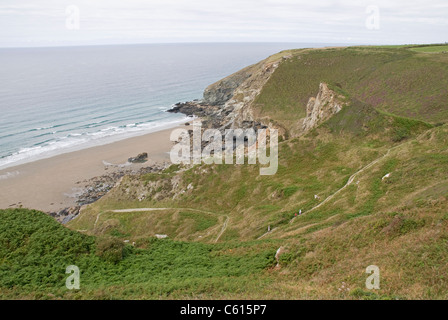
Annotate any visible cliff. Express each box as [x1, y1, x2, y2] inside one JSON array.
[[203, 64, 254, 106], [171, 55, 346, 139], [66, 45, 448, 300], [169, 52, 292, 134], [302, 83, 347, 132]]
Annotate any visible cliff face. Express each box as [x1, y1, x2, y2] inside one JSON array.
[[223, 60, 280, 129], [302, 83, 346, 132], [169, 52, 346, 138], [199, 54, 288, 131], [169, 53, 286, 133], [203, 65, 254, 106], [201, 54, 349, 138]]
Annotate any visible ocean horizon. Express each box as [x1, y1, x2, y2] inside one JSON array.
[[0, 42, 339, 170]]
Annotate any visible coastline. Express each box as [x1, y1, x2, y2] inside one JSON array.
[[0, 116, 190, 171], [0, 124, 189, 214]]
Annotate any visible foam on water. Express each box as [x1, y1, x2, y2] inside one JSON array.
[[0, 116, 189, 170]]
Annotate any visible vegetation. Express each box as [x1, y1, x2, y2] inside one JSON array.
[[254, 46, 448, 135], [0, 209, 277, 299], [409, 44, 448, 53], [3, 45, 448, 299]]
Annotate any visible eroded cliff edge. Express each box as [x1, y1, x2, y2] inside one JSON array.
[[168, 52, 287, 133], [168, 50, 346, 139]]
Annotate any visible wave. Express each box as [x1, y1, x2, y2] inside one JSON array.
[[0, 115, 188, 170], [31, 125, 56, 131]]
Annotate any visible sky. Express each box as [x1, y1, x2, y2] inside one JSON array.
[[0, 0, 447, 47]]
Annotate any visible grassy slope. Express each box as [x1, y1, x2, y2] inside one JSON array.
[[253, 46, 448, 136], [409, 44, 448, 53], [72, 102, 431, 242], [66, 107, 448, 299], [3, 45, 448, 299], [267, 124, 448, 299], [0, 208, 278, 299]]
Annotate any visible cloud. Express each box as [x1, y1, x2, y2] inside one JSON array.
[[0, 0, 447, 47]]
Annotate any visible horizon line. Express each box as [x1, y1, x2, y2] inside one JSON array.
[[0, 41, 393, 50]]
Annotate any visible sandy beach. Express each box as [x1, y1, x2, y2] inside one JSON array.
[[0, 125, 187, 213]]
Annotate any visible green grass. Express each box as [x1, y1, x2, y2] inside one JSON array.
[[254, 46, 448, 130], [6, 45, 448, 300], [410, 45, 448, 53], [82, 97, 435, 242], [0, 209, 277, 299], [0, 209, 96, 290], [178, 211, 218, 232]]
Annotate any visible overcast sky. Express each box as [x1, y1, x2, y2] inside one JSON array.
[[0, 0, 446, 47]]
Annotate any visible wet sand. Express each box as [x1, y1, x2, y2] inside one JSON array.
[[0, 125, 186, 213]]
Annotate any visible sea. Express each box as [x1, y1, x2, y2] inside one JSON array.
[[0, 42, 336, 171]]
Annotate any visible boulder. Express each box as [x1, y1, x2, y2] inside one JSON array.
[[128, 152, 148, 163]]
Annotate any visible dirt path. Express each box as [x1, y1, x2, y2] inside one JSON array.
[[292, 149, 391, 221], [93, 212, 103, 229], [214, 216, 229, 243], [95, 207, 229, 242], [258, 214, 341, 240], [249, 146, 403, 240], [288, 143, 408, 225], [92, 141, 412, 242], [257, 227, 278, 240]]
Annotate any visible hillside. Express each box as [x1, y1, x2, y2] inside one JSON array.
[[253, 45, 448, 136], [0, 208, 277, 299], [2, 45, 448, 299]]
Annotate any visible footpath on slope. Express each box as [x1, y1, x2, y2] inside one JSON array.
[[90, 207, 229, 243], [258, 139, 413, 239]]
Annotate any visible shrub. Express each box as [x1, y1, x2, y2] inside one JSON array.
[[95, 236, 124, 264]]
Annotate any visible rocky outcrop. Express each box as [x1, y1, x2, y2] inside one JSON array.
[[168, 55, 283, 134], [167, 101, 226, 128], [116, 166, 194, 203], [49, 163, 170, 224], [302, 83, 347, 132], [128, 152, 148, 163], [223, 61, 280, 129], [168, 53, 350, 141], [203, 65, 253, 106], [49, 206, 80, 224]]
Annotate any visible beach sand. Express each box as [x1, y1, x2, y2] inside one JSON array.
[[0, 125, 187, 213]]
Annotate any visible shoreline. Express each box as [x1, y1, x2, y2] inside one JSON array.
[[0, 123, 190, 214], [0, 116, 190, 172]]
